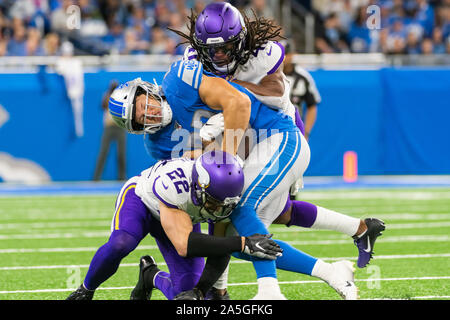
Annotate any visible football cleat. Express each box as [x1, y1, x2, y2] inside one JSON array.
[[326, 260, 358, 300], [353, 218, 386, 268], [130, 255, 160, 300], [205, 287, 230, 300], [66, 284, 95, 300], [251, 291, 287, 300], [174, 288, 204, 300]]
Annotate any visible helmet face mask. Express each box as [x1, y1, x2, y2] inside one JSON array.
[[109, 78, 172, 135], [193, 184, 241, 222], [194, 31, 246, 76]]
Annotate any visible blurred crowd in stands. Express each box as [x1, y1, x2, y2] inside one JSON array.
[[0, 0, 448, 57], [311, 0, 450, 54]]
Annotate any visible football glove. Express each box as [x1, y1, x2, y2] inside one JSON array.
[[174, 288, 204, 300], [199, 113, 224, 141], [243, 234, 283, 260]]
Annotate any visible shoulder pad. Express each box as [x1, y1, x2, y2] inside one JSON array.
[[176, 59, 204, 89], [152, 160, 192, 209]]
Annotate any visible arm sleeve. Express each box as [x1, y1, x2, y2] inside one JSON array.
[[194, 255, 231, 296], [186, 232, 242, 257]]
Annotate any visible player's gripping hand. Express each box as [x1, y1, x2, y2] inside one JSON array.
[[199, 113, 224, 141], [243, 234, 283, 260], [174, 288, 204, 300]]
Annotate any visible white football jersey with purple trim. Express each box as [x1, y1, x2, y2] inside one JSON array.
[[135, 158, 217, 224], [183, 41, 296, 120]]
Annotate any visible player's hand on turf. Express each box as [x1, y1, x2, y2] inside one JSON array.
[[243, 234, 283, 260], [174, 288, 204, 300]]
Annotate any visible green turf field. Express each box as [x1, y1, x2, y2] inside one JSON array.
[[0, 187, 449, 300]]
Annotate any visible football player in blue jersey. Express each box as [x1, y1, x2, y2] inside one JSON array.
[[109, 61, 360, 299], [170, 2, 386, 285]]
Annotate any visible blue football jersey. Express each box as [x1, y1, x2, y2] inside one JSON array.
[[144, 59, 298, 163]]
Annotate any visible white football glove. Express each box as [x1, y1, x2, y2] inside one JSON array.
[[200, 113, 224, 141]]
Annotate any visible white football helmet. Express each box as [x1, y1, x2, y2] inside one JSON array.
[[108, 78, 172, 134]]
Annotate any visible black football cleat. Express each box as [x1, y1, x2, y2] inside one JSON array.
[[130, 255, 160, 300], [353, 218, 386, 268], [174, 288, 204, 300], [66, 284, 95, 300], [205, 287, 230, 300]]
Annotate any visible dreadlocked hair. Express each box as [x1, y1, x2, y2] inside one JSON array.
[[167, 8, 198, 49], [167, 8, 284, 67], [241, 9, 285, 65]]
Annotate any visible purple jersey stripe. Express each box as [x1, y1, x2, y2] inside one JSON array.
[[267, 42, 285, 75], [152, 176, 179, 209]]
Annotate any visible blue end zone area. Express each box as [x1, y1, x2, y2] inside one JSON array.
[[1, 176, 449, 196]]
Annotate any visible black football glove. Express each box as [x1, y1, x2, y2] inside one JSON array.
[[243, 233, 283, 260]]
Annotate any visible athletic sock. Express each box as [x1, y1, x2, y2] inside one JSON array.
[[310, 259, 334, 283], [288, 201, 360, 237], [312, 206, 360, 237]]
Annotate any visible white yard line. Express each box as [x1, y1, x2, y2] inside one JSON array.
[[297, 191, 450, 200], [286, 235, 450, 246], [1, 234, 449, 253], [270, 221, 450, 233], [1, 218, 450, 240], [0, 221, 110, 230], [0, 276, 449, 295], [0, 253, 449, 271], [1, 219, 449, 233], [0, 231, 111, 240]]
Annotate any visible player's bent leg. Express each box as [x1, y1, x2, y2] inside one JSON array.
[[274, 198, 385, 268], [85, 230, 140, 290], [67, 178, 152, 300], [67, 229, 141, 300], [143, 221, 205, 300]]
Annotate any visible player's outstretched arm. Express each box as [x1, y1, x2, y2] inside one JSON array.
[[198, 75, 251, 156], [232, 65, 285, 97], [159, 201, 282, 259]]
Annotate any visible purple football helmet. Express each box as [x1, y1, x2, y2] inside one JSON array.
[[193, 2, 247, 76], [191, 150, 244, 221]]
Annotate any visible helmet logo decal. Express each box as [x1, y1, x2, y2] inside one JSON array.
[[195, 156, 210, 188], [108, 97, 124, 118]]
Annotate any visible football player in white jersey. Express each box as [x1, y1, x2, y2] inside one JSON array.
[[169, 1, 385, 298], [67, 151, 283, 300]]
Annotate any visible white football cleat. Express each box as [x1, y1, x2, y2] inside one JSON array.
[[251, 292, 287, 300], [327, 260, 359, 300]]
